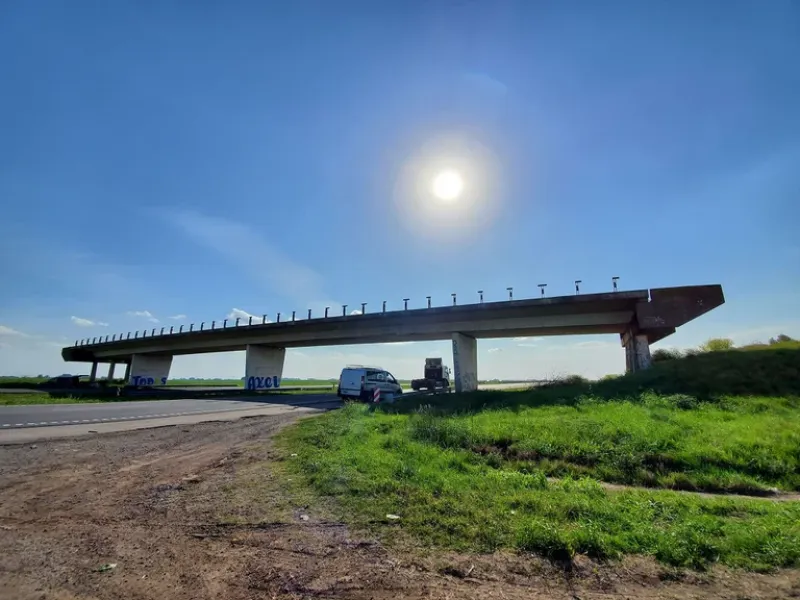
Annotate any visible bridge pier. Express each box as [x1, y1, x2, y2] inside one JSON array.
[[622, 330, 651, 373], [89, 361, 98, 383], [128, 354, 173, 386], [244, 345, 286, 390], [123, 361, 132, 383], [107, 361, 116, 381], [452, 332, 478, 392]]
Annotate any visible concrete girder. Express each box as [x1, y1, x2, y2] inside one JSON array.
[[85, 310, 635, 361]]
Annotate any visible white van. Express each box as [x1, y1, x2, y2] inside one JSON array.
[[337, 366, 403, 401]]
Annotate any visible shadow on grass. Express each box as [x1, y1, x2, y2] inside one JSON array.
[[380, 347, 800, 416]]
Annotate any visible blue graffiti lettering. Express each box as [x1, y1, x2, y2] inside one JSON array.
[[246, 375, 281, 390], [130, 375, 156, 386]]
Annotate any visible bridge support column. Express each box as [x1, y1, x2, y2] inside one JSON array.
[[128, 354, 173, 386], [123, 361, 132, 383], [622, 330, 651, 373], [107, 361, 116, 381], [452, 332, 478, 392], [89, 361, 98, 382], [244, 345, 286, 390]]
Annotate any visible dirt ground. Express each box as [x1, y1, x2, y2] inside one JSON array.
[[1, 414, 799, 600]]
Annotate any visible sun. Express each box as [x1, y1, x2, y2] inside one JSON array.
[[432, 170, 464, 200]]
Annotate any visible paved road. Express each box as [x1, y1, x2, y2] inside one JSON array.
[[0, 382, 537, 433], [0, 395, 337, 430]]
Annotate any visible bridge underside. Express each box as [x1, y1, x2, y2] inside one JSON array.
[[62, 285, 725, 392]]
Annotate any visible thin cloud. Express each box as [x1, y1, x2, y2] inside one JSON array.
[[169, 314, 187, 320], [71, 316, 108, 327], [163, 210, 326, 303], [574, 341, 613, 349], [487, 347, 502, 353], [517, 343, 538, 348], [127, 310, 159, 323], [513, 336, 542, 342], [227, 308, 266, 323], [0, 325, 29, 337], [126, 310, 159, 324], [350, 309, 363, 315]]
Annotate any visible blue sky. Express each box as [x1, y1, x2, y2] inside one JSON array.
[[1, 1, 798, 379]]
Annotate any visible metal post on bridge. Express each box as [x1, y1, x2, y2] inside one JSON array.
[[538, 283, 547, 297], [382, 301, 386, 313], [325, 306, 330, 318], [112, 334, 116, 341], [361, 302, 367, 314], [179, 325, 184, 333], [292, 310, 296, 322], [612, 276, 620, 292], [342, 304, 347, 316], [575, 280, 582, 295], [127, 332, 131, 340], [277, 312, 281, 322], [248, 316, 252, 325], [507, 287, 513, 301], [169, 326, 174, 334], [235, 317, 240, 327], [478, 290, 484, 303], [223, 319, 227, 329], [403, 298, 409, 310], [308, 308, 312, 319], [211, 321, 215, 330], [160, 327, 165, 335], [426, 296, 431, 309], [452, 293, 457, 306]]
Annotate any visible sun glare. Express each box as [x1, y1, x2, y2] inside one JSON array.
[[432, 170, 464, 200]]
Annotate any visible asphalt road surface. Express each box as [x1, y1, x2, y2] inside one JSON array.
[[0, 394, 338, 430]]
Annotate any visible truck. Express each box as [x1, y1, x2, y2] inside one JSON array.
[[410, 357, 451, 391]]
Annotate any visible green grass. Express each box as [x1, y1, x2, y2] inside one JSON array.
[[277, 346, 800, 570], [406, 394, 800, 494]]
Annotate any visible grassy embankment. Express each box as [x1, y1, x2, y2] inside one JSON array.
[[278, 342, 800, 571]]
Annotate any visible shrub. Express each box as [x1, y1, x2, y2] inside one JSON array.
[[652, 348, 683, 362], [699, 338, 735, 352]]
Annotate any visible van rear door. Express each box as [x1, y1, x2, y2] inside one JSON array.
[[339, 368, 364, 397]]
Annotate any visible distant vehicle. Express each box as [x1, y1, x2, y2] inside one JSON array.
[[411, 357, 451, 391], [337, 366, 403, 401]]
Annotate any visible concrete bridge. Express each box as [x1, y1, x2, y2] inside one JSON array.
[[62, 284, 725, 392]]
